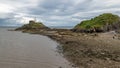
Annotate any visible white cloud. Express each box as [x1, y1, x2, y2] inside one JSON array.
[[0, 3, 15, 13]]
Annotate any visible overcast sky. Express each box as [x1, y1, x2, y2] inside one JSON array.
[[0, 0, 120, 26]]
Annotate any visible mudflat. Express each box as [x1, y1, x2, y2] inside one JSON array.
[[20, 29, 120, 68]]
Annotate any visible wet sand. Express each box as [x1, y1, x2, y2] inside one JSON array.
[[0, 28, 72, 68]]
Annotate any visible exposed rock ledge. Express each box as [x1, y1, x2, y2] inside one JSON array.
[[15, 27, 120, 68]]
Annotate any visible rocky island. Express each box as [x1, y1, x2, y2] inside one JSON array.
[[16, 13, 120, 68], [15, 20, 49, 31]]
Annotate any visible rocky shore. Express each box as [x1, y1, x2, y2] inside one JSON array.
[[16, 28, 120, 68], [15, 13, 120, 68]]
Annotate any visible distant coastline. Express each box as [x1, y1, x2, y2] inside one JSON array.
[[48, 26, 74, 29], [0, 26, 74, 29], [0, 26, 18, 28]]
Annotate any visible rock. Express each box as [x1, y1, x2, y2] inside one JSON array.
[[15, 20, 49, 30], [73, 13, 120, 33]]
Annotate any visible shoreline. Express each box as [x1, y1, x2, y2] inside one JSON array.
[[15, 29, 120, 68]]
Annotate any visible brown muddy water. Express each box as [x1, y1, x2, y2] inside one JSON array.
[[0, 28, 72, 68]]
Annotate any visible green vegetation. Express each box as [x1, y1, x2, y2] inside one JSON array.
[[16, 20, 49, 30], [22, 22, 46, 29], [74, 13, 120, 32]]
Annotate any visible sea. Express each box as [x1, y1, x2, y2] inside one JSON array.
[[0, 27, 73, 68]]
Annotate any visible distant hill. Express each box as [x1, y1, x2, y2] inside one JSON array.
[[73, 13, 120, 32], [16, 20, 49, 30]]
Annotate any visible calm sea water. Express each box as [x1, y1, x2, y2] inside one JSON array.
[[0, 28, 72, 68]]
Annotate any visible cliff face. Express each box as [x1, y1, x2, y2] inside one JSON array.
[[73, 13, 120, 33], [16, 20, 49, 30]]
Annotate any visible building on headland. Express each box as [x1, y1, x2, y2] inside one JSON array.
[[29, 17, 37, 24], [29, 20, 35, 24]]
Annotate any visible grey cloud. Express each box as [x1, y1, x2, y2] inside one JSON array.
[[1, 0, 120, 27]]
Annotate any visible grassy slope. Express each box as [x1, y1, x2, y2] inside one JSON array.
[[74, 13, 120, 30], [22, 22, 45, 29], [16, 22, 48, 30]]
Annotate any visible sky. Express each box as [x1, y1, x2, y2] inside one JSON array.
[[0, 0, 120, 27]]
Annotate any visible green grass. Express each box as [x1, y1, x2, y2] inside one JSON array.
[[74, 13, 120, 30], [21, 22, 47, 29]]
